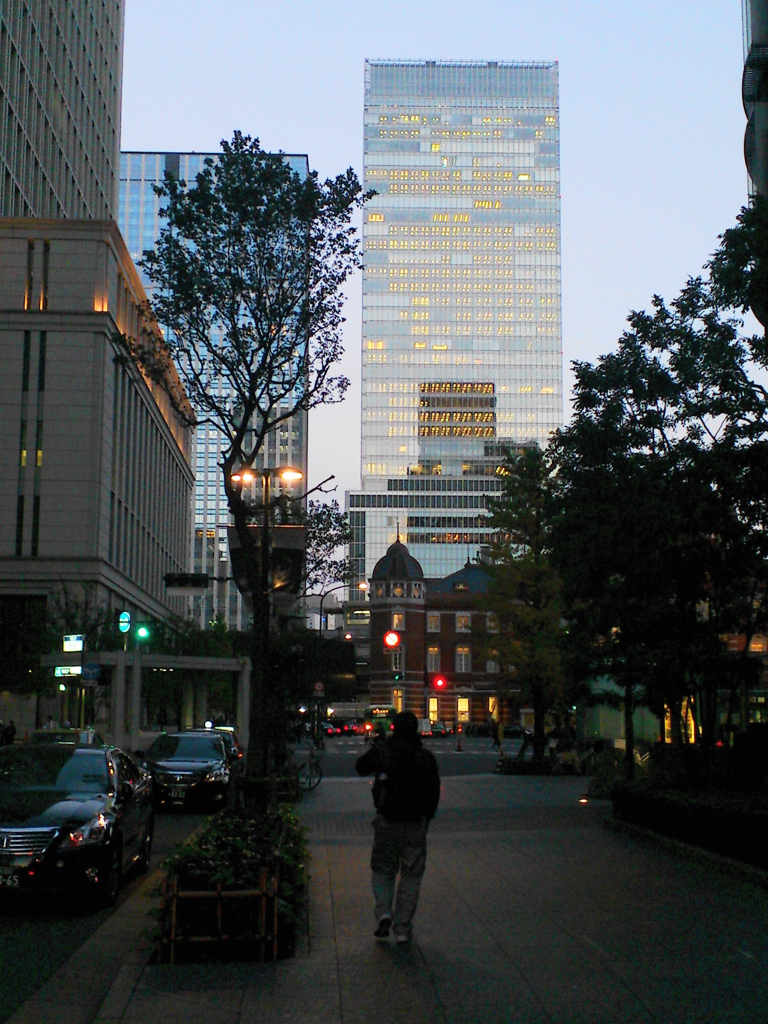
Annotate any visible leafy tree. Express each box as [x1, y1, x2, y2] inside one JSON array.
[[550, 231, 768, 779], [123, 132, 368, 798], [480, 445, 568, 760], [300, 498, 352, 594]]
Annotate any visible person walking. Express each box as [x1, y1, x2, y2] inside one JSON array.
[[356, 710, 440, 943]]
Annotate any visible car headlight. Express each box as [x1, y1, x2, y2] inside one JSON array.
[[60, 812, 111, 849], [204, 765, 229, 783]]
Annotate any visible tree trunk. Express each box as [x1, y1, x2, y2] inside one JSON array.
[[623, 676, 635, 782], [532, 682, 547, 761]]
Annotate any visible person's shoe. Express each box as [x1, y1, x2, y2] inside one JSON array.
[[374, 916, 391, 938], [395, 931, 411, 944]]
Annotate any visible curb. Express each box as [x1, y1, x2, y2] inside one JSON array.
[[605, 816, 768, 891], [91, 866, 164, 1024], [6, 865, 164, 1024]]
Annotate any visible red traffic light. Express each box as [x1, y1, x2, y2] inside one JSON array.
[[433, 675, 447, 689], [383, 630, 401, 649]]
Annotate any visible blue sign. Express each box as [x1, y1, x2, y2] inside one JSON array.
[[118, 611, 131, 634], [82, 662, 101, 681]]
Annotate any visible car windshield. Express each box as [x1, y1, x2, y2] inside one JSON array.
[[147, 735, 224, 760], [0, 746, 110, 793]]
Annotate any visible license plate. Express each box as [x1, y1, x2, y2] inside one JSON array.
[[170, 787, 186, 800], [0, 870, 19, 888]]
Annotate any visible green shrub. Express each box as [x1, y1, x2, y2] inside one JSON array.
[[612, 782, 768, 869], [164, 805, 309, 897]]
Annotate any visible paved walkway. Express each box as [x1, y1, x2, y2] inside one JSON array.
[[9, 775, 768, 1024]]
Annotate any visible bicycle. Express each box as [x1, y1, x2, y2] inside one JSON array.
[[297, 744, 323, 791]]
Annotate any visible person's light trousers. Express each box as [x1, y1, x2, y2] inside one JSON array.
[[370, 815, 427, 936]]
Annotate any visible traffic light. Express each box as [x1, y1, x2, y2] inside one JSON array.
[[432, 675, 448, 690], [135, 623, 151, 641], [383, 630, 401, 649], [393, 669, 403, 681]]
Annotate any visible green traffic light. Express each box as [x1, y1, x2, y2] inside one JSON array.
[[136, 624, 151, 640]]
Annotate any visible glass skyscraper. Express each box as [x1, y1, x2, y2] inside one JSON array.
[[119, 151, 310, 630], [348, 59, 563, 583]]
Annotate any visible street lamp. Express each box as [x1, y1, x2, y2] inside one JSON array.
[[230, 464, 303, 790], [316, 581, 367, 633]]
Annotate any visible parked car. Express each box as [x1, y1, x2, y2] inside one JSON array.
[[418, 719, 433, 737], [139, 732, 231, 811], [183, 727, 243, 771], [430, 721, 451, 738], [28, 728, 106, 747], [321, 721, 342, 736], [0, 743, 154, 906]]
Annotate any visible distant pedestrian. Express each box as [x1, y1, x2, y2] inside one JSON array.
[[2, 720, 16, 746], [356, 710, 440, 943], [490, 717, 501, 748], [44, 715, 56, 729]]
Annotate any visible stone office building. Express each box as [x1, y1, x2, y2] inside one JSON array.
[[0, 218, 194, 680]]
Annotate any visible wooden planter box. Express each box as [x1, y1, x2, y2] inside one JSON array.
[[158, 866, 280, 963]]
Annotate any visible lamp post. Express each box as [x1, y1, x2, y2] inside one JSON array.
[[230, 464, 303, 793], [317, 581, 369, 633]]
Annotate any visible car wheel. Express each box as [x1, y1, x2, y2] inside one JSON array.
[[96, 842, 122, 907], [137, 817, 154, 874]]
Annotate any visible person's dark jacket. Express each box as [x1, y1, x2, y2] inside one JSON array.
[[356, 734, 440, 823]]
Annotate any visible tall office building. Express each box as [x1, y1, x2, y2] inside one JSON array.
[[744, 0, 768, 199], [0, 0, 124, 219], [119, 151, 311, 630], [348, 60, 563, 583]]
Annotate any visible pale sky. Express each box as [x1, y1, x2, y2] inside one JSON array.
[[121, 0, 749, 501]]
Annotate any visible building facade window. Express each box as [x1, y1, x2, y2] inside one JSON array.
[[427, 612, 440, 632], [393, 688, 404, 712], [428, 696, 438, 721], [392, 611, 405, 630], [487, 613, 499, 632], [457, 697, 470, 722], [455, 645, 471, 673], [427, 645, 440, 672], [456, 613, 471, 632]]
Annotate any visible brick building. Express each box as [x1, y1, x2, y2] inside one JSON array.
[[368, 539, 518, 728]]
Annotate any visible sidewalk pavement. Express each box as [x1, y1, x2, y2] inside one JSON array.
[[8, 774, 768, 1024]]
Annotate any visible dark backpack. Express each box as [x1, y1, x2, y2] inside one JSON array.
[[374, 740, 438, 823]]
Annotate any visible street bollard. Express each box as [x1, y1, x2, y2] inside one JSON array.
[[456, 723, 463, 752]]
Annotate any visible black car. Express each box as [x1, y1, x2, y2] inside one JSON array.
[[0, 743, 154, 906], [183, 727, 244, 771], [28, 727, 106, 747], [141, 732, 231, 810]]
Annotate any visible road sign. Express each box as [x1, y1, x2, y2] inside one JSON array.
[[118, 611, 131, 634], [313, 681, 325, 694], [63, 634, 84, 652], [82, 662, 101, 681]]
